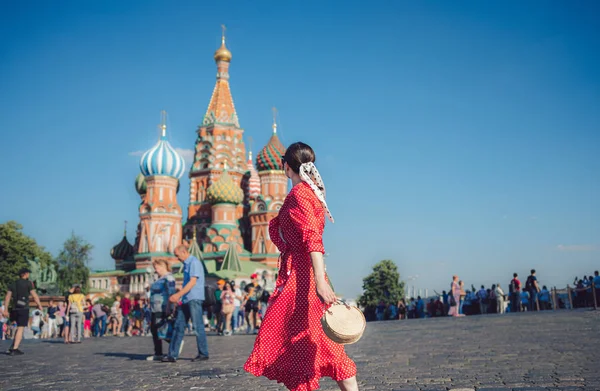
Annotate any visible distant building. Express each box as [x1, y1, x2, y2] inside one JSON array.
[[89, 31, 283, 297]]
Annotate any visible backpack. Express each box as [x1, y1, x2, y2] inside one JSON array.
[[509, 280, 515, 294], [203, 285, 217, 307], [525, 276, 533, 290]]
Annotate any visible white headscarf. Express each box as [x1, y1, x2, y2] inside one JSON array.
[[299, 162, 334, 223]]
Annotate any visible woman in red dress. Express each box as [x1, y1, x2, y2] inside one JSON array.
[[244, 142, 359, 391]]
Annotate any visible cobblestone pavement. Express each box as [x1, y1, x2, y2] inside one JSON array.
[[1, 310, 599, 391]]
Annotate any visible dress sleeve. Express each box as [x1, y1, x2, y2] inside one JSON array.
[[268, 215, 287, 253], [287, 188, 325, 254]]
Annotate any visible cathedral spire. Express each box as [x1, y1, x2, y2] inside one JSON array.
[[203, 26, 239, 128], [272, 107, 278, 134]]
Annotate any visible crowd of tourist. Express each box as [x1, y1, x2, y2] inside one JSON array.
[[367, 268, 600, 322], [0, 256, 277, 360]]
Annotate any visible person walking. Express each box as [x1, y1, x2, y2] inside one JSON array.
[[66, 286, 85, 343], [3, 268, 44, 355], [164, 245, 209, 363], [147, 259, 176, 361], [244, 142, 358, 391]]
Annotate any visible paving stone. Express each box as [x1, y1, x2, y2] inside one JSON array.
[[0, 310, 599, 390]]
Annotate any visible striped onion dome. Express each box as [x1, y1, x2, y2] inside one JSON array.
[[246, 151, 261, 199], [256, 126, 286, 172], [139, 124, 185, 179], [110, 233, 134, 261], [206, 164, 244, 204], [135, 173, 147, 196]]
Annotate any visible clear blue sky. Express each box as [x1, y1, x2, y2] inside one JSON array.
[[1, 1, 598, 298]]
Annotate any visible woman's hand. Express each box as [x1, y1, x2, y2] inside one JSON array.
[[316, 279, 337, 305]]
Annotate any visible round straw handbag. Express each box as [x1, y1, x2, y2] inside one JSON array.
[[321, 300, 366, 345]]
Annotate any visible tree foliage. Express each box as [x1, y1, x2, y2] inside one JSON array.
[[358, 260, 405, 309], [0, 221, 55, 294], [56, 232, 93, 293]]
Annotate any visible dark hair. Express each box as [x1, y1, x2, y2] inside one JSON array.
[[282, 142, 315, 174], [74, 286, 82, 294], [513, 273, 518, 277], [531, 269, 536, 274]]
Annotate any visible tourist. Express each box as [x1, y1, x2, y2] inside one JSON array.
[[520, 289, 530, 311], [62, 286, 75, 343], [30, 308, 43, 338], [594, 271, 600, 304], [220, 282, 235, 336], [147, 259, 176, 361], [46, 299, 58, 338], [510, 273, 521, 313], [459, 280, 466, 315], [164, 244, 209, 363], [397, 299, 407, 320], [0, 301, 6, 340], [66, 286, 85, 343], [244, 274, 262, 334], [495, 283, 506, 314], [214, 279, 225, 335], [230, 280, 243, 332], [245, 142, 359, 391], [83, 299, 93, 338], [448, 275, 461, 317], [525, 269, 540, 311], [538, 286, 551, 310], [92, 301, 107, 337], [110, 295, 123, 336], [260, 270, 275, 318], [121, 292, 132, 336], [2, 267, 44, 355]]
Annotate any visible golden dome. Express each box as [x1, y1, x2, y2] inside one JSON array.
[[214, 38, 232, 62]]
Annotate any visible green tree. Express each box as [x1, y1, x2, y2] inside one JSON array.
[[358, 260, 405, 309], [0, 221, 55, 294], [56, 232, 93, 293]]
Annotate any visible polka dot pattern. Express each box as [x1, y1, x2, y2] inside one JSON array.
[[244, 182, 357, 391]]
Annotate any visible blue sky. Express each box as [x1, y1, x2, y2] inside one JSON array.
[[1, 1, 598, 298]]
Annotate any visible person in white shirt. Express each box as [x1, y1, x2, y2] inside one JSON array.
[[0, 304, 6, 340], [230, 281, 244, 333], [495, 284, 506, 314], [30, 309, 43, 338]]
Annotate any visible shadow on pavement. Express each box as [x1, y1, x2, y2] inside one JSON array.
[[95, 352, 149, 360]]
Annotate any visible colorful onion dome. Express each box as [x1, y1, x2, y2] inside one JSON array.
[[246, 151, 261, 199], [206, 164, 244, 204], [135, 173, 147, 196], [256, 122, 286, 172], [139, 123, 185, 179], [110, 231, 134, 261], [214, 33, 232, 62]]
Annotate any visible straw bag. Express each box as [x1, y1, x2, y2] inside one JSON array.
[[321, 299, 366, 345]]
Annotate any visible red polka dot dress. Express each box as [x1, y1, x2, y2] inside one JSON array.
[[244, 182, 357, 391]]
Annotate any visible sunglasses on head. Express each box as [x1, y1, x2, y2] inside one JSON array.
[[281, 157, 286, 167]]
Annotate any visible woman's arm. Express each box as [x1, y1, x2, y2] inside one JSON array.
[[310, 252, 336, 305]]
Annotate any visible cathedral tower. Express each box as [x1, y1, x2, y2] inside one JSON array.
[[250, 113, 287, 266], [136, 112, 185, 269], [187, 28, 247, 253]]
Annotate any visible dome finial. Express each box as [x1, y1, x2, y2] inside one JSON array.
[[124, 220, 128, 236], [214, 24, 232, 62], [160, 110, 167, 138], [272, 107, 278, 134]]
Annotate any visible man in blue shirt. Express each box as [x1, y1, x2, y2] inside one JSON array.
[[164, 245, 209, 363]]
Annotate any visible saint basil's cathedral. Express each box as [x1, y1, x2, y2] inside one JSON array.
[[89, 32, 285, 295]]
